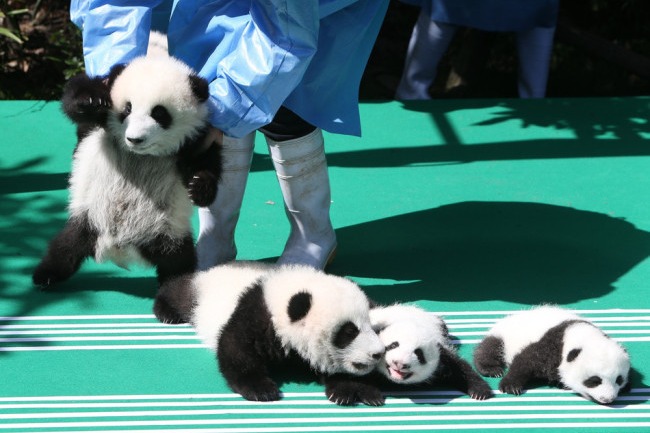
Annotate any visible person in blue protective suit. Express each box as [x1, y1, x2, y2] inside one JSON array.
[[70, 0, 390, 271], [395, 0, 559, 99]]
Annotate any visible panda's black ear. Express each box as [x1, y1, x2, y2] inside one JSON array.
[[567, 348, 582, 362], [288, 292, 312, 322], [189, 74, 210, 103], [107, 64, 127, 89]]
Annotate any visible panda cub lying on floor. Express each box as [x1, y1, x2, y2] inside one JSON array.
[[473, 305, 630, 404], [33, 53, 221, 288], [154, 262, 387, 405], [370, 304, 493, 400]]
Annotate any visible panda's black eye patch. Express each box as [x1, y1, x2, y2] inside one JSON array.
[[583, 376, 602, 388], [414, 348, 426, 364], [386, 341, 399, 351], [287, 292, 311, 322], [120, 101, 132, 122], [333, 321, 359, 349], [151, 105, 172, 129], [567, 348, 582, 362], [616, 375, 625, 386]]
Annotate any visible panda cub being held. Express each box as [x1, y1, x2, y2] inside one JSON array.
[[32, 54, 221, 288], [370, 304, 493, 400], [153, 262, 387, 405], [473, 305, 630, 404]]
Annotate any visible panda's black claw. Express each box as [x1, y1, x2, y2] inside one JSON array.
[[468, 380, 494, 400], [325, 375, 384, 406], [235, 378, 281, 402], [187, 172, 217, 207], [499, 377, 524, 396]]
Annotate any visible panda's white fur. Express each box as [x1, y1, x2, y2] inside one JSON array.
[[474, 305, 630, 404], [485, 305, 582, 365], [261, 266, 383, 375], [32, 54, 220, 287], [191, 262, 384, 375], [147, 30, 169, 57], [108, 56, 209, 158], [370, 304, 445, 384], [154, 262, 386, 405], [370, 304, 493, 400], [191, 261, 271, 351]]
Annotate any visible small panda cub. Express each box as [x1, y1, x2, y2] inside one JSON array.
[[473, 305, 630, 404], [154, 262, 387, 405], [371, 304, 493, 400], [33, 53, 221, 288]]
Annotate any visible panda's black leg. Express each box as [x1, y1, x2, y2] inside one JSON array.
[[32, 215, 97, 288], [140, 233, 197, 286], [217, 285, 282, 402], [498, 348, 539, 395], [438, 346, 493, 400], [473, 335, 507, 377], [153, 274, 194, 324], [324, 374, 385, 406], [220, 358, 281, 402]]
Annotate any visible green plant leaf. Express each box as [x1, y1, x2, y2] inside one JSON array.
[[0, 27, 23, 44]]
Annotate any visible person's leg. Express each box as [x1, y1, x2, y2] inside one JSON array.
[[516, 25, 556, 98], [395, 9, 458, 100], [196, 132, 256, 271], [261, 107, 336, 270]]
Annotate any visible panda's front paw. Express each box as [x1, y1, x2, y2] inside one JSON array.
[[188, 171, 217, 207], [325, 376, 385, 406], [499, 375, 525, 396], [233, 377, 281, 402], [467, 379, 494, 401], [62, 74, 111, 124]]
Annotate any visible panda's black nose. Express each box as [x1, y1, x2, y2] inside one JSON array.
[[127, 137, 144, 145]]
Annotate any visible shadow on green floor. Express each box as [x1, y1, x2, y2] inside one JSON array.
[[331, 201, 650, 305], [327, 98, 650, 168]]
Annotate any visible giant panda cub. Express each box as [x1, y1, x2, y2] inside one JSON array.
[[153, 262, 387, 405], [32, 53, 221, 288], [370, 304, 493, 400], [473, 305, 630, 404]]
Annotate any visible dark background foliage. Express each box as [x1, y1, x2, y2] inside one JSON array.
[[1, 0, 649, 100]]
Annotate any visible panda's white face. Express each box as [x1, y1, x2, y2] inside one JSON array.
[[263, 265, 385, 375], [377, 320, 440, 384], [107, 56, 209, 156], [559, 323, 630, 404]]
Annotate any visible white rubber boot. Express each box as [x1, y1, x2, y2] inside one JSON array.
[[196, 132, 255, 271], [266, 128, 337, 270], [395, 10, 457, 100]]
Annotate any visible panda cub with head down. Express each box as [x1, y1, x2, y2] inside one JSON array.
[[473, 305, 630, 404], [32, 53, 221, 288], [154, 262, 387, 405], [370, 304, 493, 400]]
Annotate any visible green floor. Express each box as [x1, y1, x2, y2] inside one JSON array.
[[1, 97, 649, 432]]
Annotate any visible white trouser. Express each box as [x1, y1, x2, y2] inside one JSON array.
[[266, 128, 337, 269]]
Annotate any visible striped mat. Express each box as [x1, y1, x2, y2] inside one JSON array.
[[1, 309, 648, 432]]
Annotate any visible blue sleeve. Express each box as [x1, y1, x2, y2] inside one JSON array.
[[170, 1, 320, 137], [70, 0, 164, 77]]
